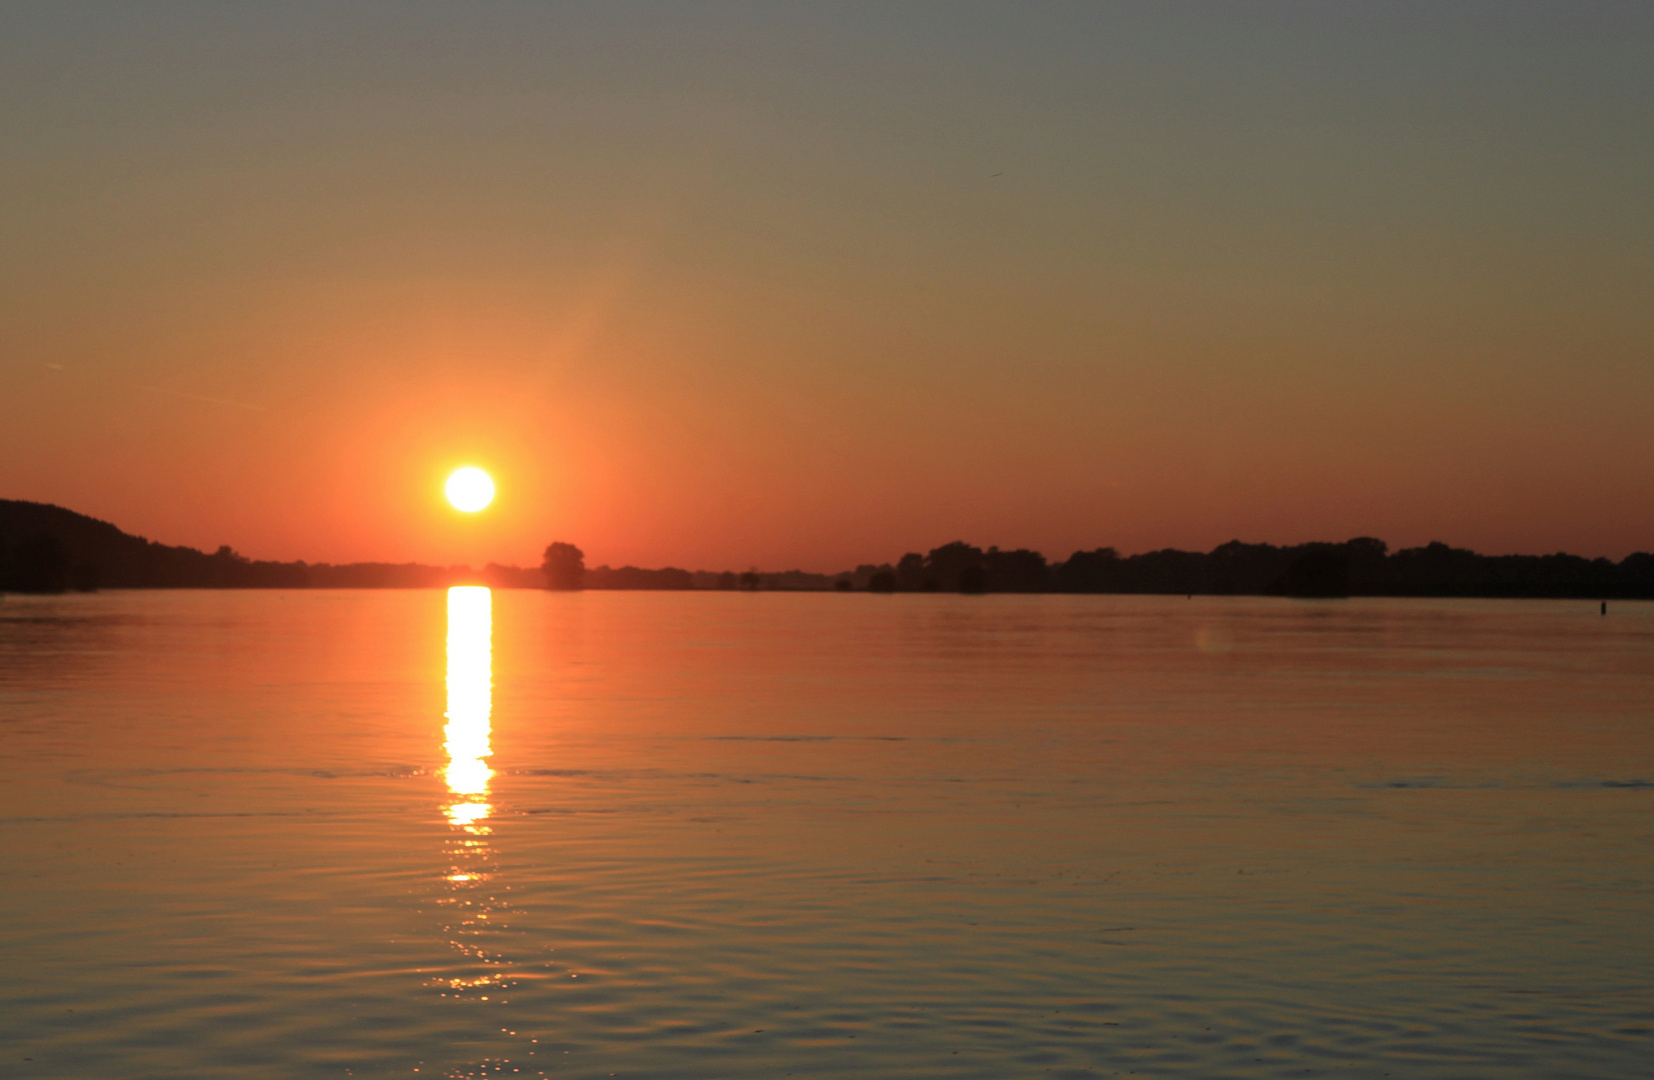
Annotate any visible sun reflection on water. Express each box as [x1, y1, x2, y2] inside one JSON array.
[[437, 586, 516, 1000], [445, 585, 493, 827]]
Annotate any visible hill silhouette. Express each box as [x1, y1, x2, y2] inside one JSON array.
[[0, 500, 459, 592], [4, 500, 1652, 599]]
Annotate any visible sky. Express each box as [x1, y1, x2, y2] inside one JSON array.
[[2, 2, 1651, 570]]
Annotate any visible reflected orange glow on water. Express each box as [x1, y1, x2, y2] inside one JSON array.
[[444, 586, 493, 827], [438, 586, 515, 999], [6, 592, 1654, 1077]]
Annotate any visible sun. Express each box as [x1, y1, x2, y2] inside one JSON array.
[[445, 467, 495, 513]]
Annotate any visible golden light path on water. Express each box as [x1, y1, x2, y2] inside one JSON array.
[[440, 586, 515, 1002], [444, 586, 493, 828]]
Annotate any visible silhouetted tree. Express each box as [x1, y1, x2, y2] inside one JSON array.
[[1056, 547, 1120, 592], [1388, 541, 1479, 595], [851, 563, 889, 589], [1622, 552, 1654, 591], [868, 569, 897, 593], [925, 541, 984, 593], [1276, 547, 1350, 598], [718, 570, 738, 590], [983, 546, 1050, 592], [541, 542, 585, 590], [1342, 537, 1389, 592], [739, 570, 761, 590], [894, 552, 926, 591], [1202, 540, 1283, 594]]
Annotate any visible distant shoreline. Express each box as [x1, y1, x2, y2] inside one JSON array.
[[4, 499, 1652, 600]]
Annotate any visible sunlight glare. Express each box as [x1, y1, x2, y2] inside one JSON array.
[[445, 467, 495, 512]]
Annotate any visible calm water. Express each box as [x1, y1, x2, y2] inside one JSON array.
[[1, 590, 1650, 1079]]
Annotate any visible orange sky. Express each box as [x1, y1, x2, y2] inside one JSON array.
[[3, 4, 1652, 569]]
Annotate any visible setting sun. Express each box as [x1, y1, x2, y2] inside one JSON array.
[[445, 467, 495, 513]]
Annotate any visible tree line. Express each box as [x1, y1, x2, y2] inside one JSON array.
[[5, 500, 1652, 599], [844, 537, 1654, 598], [541, 537, 1654, 599]]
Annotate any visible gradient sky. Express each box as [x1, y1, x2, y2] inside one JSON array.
[[3, 2, 1651, 570]]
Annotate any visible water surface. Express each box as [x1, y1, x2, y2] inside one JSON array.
[[2, 590, 1650, 1078]]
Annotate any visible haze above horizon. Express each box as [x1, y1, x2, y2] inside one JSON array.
[[3, 2, 1651, 570]]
